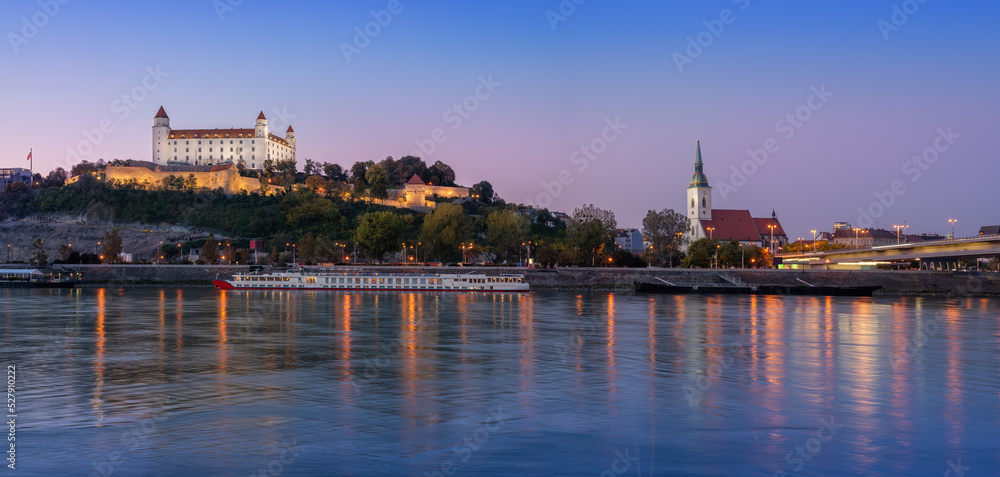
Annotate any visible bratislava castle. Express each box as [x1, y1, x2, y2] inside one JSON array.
[[152, 106, 295, 170]]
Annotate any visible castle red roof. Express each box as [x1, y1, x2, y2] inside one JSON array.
[[257, 111, 266, 120], [406, 174, 425, 185], [154, 106, 168, 119], [286, 125, 294, 133], [168, 129, 255, 139], [209, 164, 234, 172]]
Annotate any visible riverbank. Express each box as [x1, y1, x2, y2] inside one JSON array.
[[44, 264, 1000, 297]]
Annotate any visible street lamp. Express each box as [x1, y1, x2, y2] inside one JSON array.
[[810, 230, 818, 253], [948, 219, 957, 239], [739, 243, 744, 268], [767, 224, 776, 256], [706, 227, 715, 241]]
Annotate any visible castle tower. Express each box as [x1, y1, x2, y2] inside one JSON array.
[[152, 106, 170, 165], [255, 111, 268, 138], [687, 140, 712, 221], [285, 125, 296, 156]]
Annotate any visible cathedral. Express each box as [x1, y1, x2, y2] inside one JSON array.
[[152, 107, 295, 171], [685, 141, 788, 252]]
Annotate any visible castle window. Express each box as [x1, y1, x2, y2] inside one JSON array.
[[702, 198, 706, 207], [252, 147, 255, 152], [186, 141, 189, 145], [691, 199, 695, 208], [198, 148, 201, 152], [209, 148, 213, 152], [185, 148, 189, 152], [226, 134, 230, 138]]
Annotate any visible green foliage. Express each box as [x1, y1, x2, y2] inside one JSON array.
[[486, 208, 530, 264], [101, 230, 123, 264], [29, 239, 48, 266], [355, 211, 403, 263], [419, 203, 472, 262], [201, 233, 220, 263], [642, 208, 689, 266], [365, 164, 388, 200], [567, 204, 617, 266], [681, 238, 715, 268]]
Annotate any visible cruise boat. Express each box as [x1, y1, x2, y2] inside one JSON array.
[[213, 269, 529, 292]]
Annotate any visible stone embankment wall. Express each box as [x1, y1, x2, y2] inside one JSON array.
[[52, 264, 1000, 296]]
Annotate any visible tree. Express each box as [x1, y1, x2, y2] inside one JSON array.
[[201, 234, 220, 263], [365, 164, 388, 200], [486, 209, 530, 264], [395, 156, 427, 185], [471, 180, 497, 204], [101, 230, 123, 264], [378, 156, 399, 187], [681, 238, 715, 268], [420, 203, 472, 262], [57, 244, 74, 261], [426, 161, 456, 186], [304, 175, 328, 192], [29, 239, 48, 266], [355, 212, 403, 264], [44, 168, 68, 188], [304, 158, 318, 176], [323, 162, 347, 182], [567, 204, 617, 266], [641, 208, 689, 266]]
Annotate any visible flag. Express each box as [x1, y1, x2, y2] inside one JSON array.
[[27, 151, 31, 161]]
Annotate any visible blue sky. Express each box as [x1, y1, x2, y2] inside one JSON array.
[[2, 0, 998, 238]]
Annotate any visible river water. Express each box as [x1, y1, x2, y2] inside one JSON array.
[[2, 288, 998, 476]]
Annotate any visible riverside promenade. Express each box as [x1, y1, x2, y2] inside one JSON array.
[[50, 264, 1000, 297]]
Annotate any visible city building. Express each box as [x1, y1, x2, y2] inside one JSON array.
[[684, 141, 788, 251], [0, 168, 32, 189], [979, 225, 1000, 236], [152, 107, 295, 170], [831, 228, 897, 248], [614, 229, 644, 254]]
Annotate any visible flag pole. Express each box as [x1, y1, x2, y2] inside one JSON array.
[[30, 148, 32, 175]]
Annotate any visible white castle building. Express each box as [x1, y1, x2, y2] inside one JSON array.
[[152, 106, 295, 170]]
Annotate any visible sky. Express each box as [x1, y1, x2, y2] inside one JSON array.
[[2, 0, 998, 239]]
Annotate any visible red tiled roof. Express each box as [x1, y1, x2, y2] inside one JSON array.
[[406, 174, 425, 185], [700, 210, 761, 242], [753, 217, 787, 237], [257, 111, 266, 120], [286, 125, 294, 133], [155, 106, 168, 118], [209, 164, 234, 172], [268, 133, 289, 147], [168, 129, 255, 139]]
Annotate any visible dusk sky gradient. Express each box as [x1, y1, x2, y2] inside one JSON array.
[[2, 0, 998, 239]]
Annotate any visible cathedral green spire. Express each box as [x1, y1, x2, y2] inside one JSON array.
[[688, 140, 710, 188]]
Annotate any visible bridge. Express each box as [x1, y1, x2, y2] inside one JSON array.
[[778, 234, 1000, 270]]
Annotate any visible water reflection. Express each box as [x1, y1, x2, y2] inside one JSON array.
[[5, 289, 999, 476]]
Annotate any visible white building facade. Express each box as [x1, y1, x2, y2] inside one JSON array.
[[152, 107, 295, 170]]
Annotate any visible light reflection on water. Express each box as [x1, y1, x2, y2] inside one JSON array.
[[1, 288, 998, 476]]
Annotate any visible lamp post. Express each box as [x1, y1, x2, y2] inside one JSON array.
[[715, 244, 720, 269], [739, 243, 744, 269], [948, 218, 957, 239], [893, 225, 903, 244], [768, 224, 776, 256], [810, 230, 818, 253], [707, 227, 715, 241]]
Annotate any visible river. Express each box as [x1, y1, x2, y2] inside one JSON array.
[[2, 288, 998, 476]]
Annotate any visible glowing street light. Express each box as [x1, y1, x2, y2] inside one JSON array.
[[948, 218, 957, 239], [810, 229, 818, 253], [706, 226, 715, 241]]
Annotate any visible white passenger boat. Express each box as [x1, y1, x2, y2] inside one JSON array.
[[213, 268, 529, 292]]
